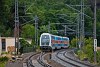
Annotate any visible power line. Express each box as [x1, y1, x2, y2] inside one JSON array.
[[65, 4, 93, 19]]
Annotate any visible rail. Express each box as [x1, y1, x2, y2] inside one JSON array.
[[26, 52, 40, 67], [37, 52, 52, 67], [56, 49, 95, 67]]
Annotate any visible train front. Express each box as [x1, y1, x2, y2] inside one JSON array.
[[40, 33, 51, 51]]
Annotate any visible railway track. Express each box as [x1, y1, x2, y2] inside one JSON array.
[[25, 49, 96, 67], [26, 52, 52, 67], [27, 52, 40, 67], [56, 49, 95, 67], [37, 52, 52, 67], [63, 51, 95, 67]]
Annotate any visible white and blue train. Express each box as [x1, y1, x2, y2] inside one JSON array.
[[40, 33, 69, 50]]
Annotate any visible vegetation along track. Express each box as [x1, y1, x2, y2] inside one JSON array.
[[37, 52, 52, 67], [56, 49, 95, 67]]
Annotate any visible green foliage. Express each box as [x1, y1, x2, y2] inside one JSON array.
[[0, 0, 100, 38], [19, 38, 32, 53], [0, 0, 14, 37], [0, 0, 100, 50], [82, 44, 94, 62], [77, 50, 87, 60], [31, 39, 36, 45], [4, 28, 12, 37], [1, 52, 8, 55], [85, 37, 93, 46], [97, 51, 100, 65], [23, 47, 35, 53], [40, 25, 48, 33], [0, 56, 8, 67], [19, 38, 30, 47], [0, 24, 5, 36], [21, 24, 35, 38], [0, 57, 9, 62], [82, 38, 94, 62], [74, 37, 100, 64], [97, 21, 100, 39], [71, 38, 77, 48], [76, 38, 98, 63], [31, 39, 37, 49], [0, 62, 6, 67]]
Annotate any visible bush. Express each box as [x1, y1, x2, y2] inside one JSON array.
[[19, 38, 30, 47], [1, 52, 8, 55], [76, 38, 94, 63], [0, 57, 9, 62], [71, 38, 77, 48], [82, 44, 94, 62], [77, 50, 87, 60], [19, 38, 31, 53], [97, 51, 100, 65]]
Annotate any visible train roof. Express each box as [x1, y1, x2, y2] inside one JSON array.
[[51, 34, 62, 38], [63, 37, 69, 38], [41, 33, 69, 38], [41, 33, 50, 35], [41, 33, 61, 37]]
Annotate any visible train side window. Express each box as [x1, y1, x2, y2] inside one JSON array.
[[58, 37, 61, 40], [63, 38, 68, 41], [51, 36, 55, 40], [64, 38, 66, 41]]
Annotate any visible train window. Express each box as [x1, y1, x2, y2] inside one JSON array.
[[41, 35, 50, 45], [41, 35, 49, 39], [63, 38, 68, 41], [51, 36, 55, 40], [58, 37, 61, 40]]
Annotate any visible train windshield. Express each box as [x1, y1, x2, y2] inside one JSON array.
[[41, 35, 50, 45]]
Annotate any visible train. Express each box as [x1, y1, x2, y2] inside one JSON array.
[[40, 33, 69, 51]]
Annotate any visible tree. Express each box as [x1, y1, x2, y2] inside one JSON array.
[[4, 28, 12, 37], [40, 25, 48, 33], [0, 24, 6, 36], [21, 24, 35, 38]]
